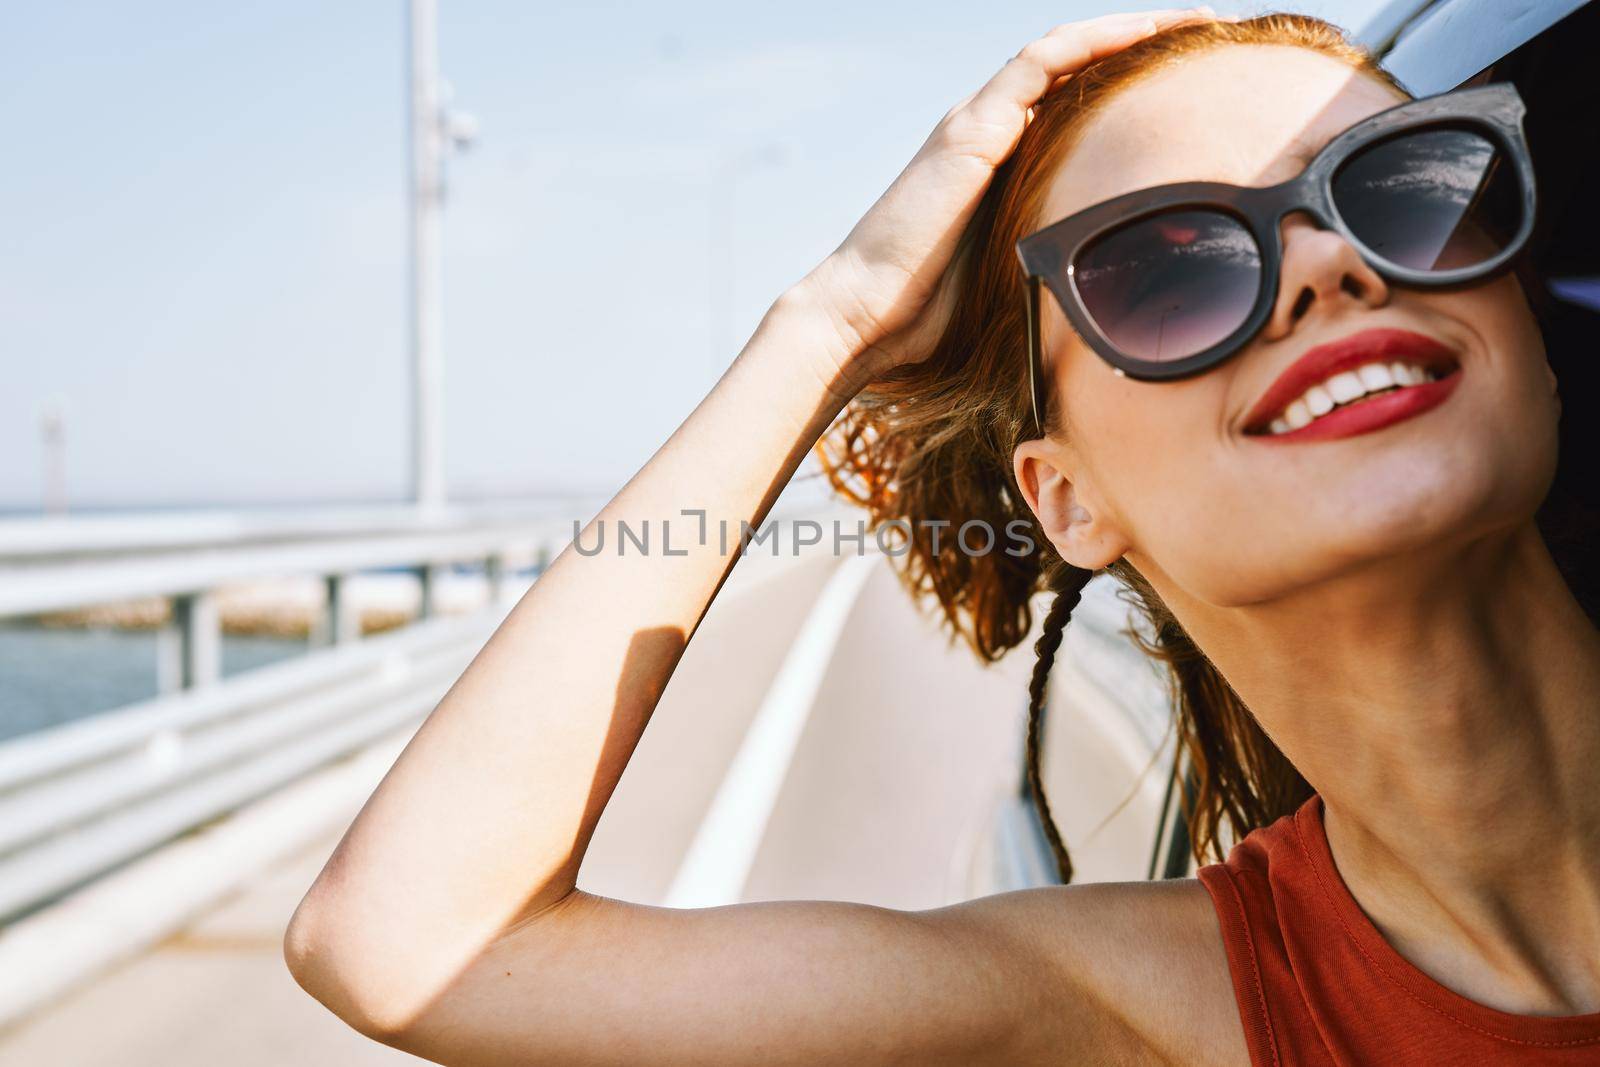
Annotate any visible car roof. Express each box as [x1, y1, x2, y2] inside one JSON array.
[[1356, 0, 1593, 93]]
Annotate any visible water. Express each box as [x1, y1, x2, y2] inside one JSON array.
[[0, 624, 307, 744]]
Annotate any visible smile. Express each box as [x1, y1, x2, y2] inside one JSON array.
[[1242, 328, 1462, 443]]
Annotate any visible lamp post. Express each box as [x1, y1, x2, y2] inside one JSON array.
[[40, 402, 66, 516], [407, 0, 477, 511]]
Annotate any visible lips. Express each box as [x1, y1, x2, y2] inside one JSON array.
[[1241, 327, 1461, 437]]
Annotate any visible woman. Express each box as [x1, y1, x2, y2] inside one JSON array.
[[284, 9, 1600, 1064]]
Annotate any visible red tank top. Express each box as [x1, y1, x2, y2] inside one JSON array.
[[1196, 794, 1600, 1066]]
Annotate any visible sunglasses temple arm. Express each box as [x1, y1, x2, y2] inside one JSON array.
[[1025, 275, 1046, 437]]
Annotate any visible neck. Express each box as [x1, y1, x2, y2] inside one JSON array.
[[1171, 522, 1600, 1015]]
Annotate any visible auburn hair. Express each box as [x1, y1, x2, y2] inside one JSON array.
[[813, 12, 1504, 882]]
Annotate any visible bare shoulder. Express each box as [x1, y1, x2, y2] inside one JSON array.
[[940, 876, 1247, 1067]]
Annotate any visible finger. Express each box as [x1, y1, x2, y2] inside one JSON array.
[[1034, 9, 1220, 90], [937, 9, 1196, 122], [964, 9, 1212, 132], [1044, 7, 1224, 49], [1036, 8, 1222, 91], [1043, 6, 1215, 38]]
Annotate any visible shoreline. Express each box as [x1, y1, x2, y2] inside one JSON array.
[[11, 571, 516, 640]]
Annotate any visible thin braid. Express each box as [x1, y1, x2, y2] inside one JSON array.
[[1025, 566, 1093, 884]]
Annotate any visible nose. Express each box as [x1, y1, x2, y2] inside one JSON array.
[[1257, 211, 1389, 342]]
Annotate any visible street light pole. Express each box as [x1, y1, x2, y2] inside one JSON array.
[[40, 403, 66, 516], [407, 0, 444, 510], [406, 0, 476, 510]]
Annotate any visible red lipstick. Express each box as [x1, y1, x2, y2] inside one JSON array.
[[1242, 328, 1461, 443]]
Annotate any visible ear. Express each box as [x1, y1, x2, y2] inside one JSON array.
[[1012, 436, 1130, 571]]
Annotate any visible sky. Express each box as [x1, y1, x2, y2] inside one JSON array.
[[0, 0, 1398, 512]]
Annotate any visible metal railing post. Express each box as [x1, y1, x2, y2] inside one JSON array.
[[314, 573, 361, 647], [416, 562, 444, 619], [484, 552, 506, 604], [157, 591, 221, 693]]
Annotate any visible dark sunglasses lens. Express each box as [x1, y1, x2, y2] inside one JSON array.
[[1072, 209, 1261, 363], [1332, 127, 1524, 273]]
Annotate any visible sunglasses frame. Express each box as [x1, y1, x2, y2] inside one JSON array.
[[1014, 81, 1536, 436]]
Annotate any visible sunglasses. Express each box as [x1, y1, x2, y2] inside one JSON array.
[[1014, 81, 1536, 436]]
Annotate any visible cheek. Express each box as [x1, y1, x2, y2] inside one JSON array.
[[1437, 280, 1560, 512], [1067, 372, 1249, 571], [1109, 441, 1299, 605]]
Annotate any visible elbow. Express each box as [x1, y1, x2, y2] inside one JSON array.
[[282, 893, 416, 1044]]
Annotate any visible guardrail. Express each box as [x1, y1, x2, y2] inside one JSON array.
[[0, 505, 575, 923], [0, 613, 497, 922], [0, 504, 573, 691]]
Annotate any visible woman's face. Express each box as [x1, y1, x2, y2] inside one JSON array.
[[1017, 44, 1556, 608]]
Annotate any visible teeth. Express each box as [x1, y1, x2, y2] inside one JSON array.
[[1358, 363, 1395, 391], [1262, 360, 1443, 435], [1326, 371, 1364, 403]]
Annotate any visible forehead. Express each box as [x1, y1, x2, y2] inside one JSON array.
[[1039, 44, 1409, 224]]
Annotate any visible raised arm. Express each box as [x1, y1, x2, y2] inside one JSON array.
[[283, 11, 1232, 1066]]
